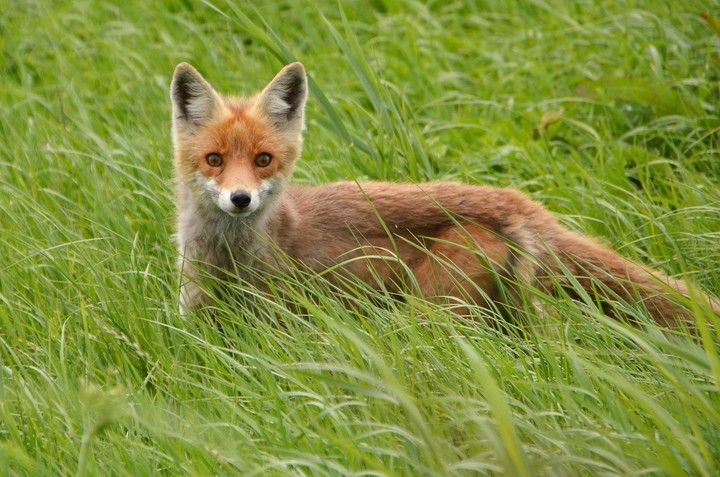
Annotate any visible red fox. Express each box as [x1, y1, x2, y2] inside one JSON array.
[[170, 62, 719, 329]]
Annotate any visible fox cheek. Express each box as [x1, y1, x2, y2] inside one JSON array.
[[191, 171, 220, 203]]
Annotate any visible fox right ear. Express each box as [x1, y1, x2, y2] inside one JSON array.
[[256, 62, 308, 131], [171, 63, 223, 128]]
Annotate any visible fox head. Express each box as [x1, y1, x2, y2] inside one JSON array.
[[171, 62, 307, 218]]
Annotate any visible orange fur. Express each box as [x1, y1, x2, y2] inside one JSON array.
[[171, 62, 719, 329]]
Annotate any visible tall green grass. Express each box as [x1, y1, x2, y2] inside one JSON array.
[[1, 0, 719, 475]]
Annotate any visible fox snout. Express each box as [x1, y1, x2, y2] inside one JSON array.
[[230, 191, 252, 210], [216, 188, 260, 216]]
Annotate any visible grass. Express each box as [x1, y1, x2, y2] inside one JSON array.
[[1, 0, 720, 475]]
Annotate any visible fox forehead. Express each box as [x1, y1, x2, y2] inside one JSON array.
[[198, 103, 281, 156]]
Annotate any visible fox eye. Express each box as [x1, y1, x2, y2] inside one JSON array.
[[255, 152, 272, 168], [206, 153, 223, 167]]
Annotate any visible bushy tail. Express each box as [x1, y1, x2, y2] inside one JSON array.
[[545, 228, 720, 329]]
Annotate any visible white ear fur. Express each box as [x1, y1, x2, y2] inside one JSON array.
[[256, 62, 307, 129], [170, 63, 223, 128]]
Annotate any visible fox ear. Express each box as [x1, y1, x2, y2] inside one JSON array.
[[256, 62, 307, 130], [171, 63, 223, 128]]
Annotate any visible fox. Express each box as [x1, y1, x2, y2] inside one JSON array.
[[170, 61, 719, 329]]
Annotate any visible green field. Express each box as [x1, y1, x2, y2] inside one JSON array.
[[2, 0, 720, 475]]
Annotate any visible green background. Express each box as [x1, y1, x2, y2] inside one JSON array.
[[1, 1, 719, 475]]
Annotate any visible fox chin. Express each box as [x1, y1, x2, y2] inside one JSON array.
[[170, 61, 719, 330]]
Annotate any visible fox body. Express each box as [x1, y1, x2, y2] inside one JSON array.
[[171, 62, 718, 328]]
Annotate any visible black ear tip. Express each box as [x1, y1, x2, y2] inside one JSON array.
[[172, 63, 196, 84], [172, 63, 208, 94], [280, 63, 307, 89], [284, 65, 308, 97], [174, 62, 193, 73], [285, 62, 306, 75]]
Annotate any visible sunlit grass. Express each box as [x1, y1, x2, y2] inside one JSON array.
[[1, 0, 719, 475]]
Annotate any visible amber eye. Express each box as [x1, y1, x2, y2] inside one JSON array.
[[206, 153, 223, 167], [255, 152, 272, 168]]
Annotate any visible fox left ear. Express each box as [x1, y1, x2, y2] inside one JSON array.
[[171, 63, 223, 129], [256, 62, 307, 130]]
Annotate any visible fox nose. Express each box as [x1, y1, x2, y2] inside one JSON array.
[[230, 191, 252, 209]]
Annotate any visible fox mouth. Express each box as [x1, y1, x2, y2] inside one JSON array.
[[224, 207, 255, 218]]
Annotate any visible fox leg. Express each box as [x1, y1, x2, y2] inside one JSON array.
[[178, 267, 206, 317]]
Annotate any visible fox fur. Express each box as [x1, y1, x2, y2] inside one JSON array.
[[170, 62, 719, 329]]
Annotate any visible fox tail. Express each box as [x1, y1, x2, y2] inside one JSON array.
[[538, 227, 720, 330]]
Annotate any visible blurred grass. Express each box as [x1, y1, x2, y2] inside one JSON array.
[[1, 0, 720, 475]]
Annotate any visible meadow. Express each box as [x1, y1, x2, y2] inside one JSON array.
[[1, 0, 720, 475]]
